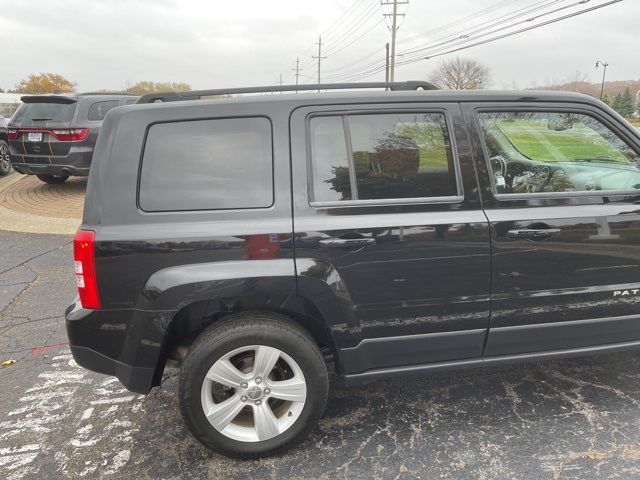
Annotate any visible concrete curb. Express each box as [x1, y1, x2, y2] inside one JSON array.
[[0, 173, 80, 235]]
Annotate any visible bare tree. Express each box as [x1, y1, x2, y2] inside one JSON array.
[[428, 57, 490, 90], [563, 70, 591, 93]]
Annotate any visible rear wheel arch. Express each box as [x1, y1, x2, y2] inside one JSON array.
[[154, 293, 344, 386]]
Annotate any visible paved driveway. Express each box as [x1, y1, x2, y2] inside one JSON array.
[[2, 230, 640, 479]]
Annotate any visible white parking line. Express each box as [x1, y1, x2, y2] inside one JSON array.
[[0, 349, 144, 479]]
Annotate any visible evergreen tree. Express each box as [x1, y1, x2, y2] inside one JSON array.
[[611, 93, 622, 113], [602, 93, 611, 106], [619, 88, 635, 117]]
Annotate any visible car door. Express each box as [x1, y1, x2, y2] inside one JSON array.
[[290, 101, 492, 377], [464, 101, 640, 357]]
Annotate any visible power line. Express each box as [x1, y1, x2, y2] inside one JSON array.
[[397, 0, 567, 58], [393, 0, 601, 66], [282, 0, 377, 81], [332, 0, 619, 82], [399, 0, 523, 44], [323, 1, 381, 54], [407, 0, 623, 64], [324, 17, 385, 58], [327, 0, 533, 81], [322, 0, 370, 41]]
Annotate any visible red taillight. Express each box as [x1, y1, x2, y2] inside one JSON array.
[[74, 229, 101, 309], [8, 128, 89, 142], [51, 128, 89, 142]]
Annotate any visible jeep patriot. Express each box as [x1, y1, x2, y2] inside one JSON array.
[[65, 81, 640, 457]]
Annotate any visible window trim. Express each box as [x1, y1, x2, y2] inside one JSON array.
[[473, 105, 640, 200], [306, 108, 464, 208], [136, 115, 275, 213]]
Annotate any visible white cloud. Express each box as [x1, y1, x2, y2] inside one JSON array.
[[0, 0, 635, 92]]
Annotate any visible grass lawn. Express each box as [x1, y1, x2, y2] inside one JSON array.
[[495, 119, 629, 163]]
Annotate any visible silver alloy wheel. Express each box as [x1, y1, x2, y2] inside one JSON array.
[[0, 143, 9, 173], [200, 345, 307, 442]]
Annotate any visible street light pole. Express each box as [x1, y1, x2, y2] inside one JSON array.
[[595, 60, 609, 100]]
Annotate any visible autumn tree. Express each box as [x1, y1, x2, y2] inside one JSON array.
[[428, 57, 490, 90], [14, 73, 76, 94], [126, 81, 191, 95]]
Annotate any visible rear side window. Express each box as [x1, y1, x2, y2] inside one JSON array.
[[12, 101, 76, 123], [139, 117, 273, 212], [309, 112, 458, 203], [87, 100, 119, 121]]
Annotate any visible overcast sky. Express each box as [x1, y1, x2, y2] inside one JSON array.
[[0, 0, 636, 92]]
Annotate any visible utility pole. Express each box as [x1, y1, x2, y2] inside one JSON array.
[[382, 0, 409, 81], [385, 43, 390, 84], [595, 60, 609, 100], [292, 57, 301, 90], [312, 36, 326, 92]]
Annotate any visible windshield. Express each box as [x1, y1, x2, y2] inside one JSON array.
[[12, 101, 77, 124]]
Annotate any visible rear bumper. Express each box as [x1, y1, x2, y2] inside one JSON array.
[[13, 163, 89, 176], [69, 345, 155, 394], [65, 301, 174, 394], [9, 149, 93, 176]]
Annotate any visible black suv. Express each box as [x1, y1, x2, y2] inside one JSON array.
[[8, 93, 137, 183], [66, 82, 640, 458]]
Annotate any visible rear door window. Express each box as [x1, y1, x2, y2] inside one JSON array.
[[139, 117, 273, 212], [87, 100, 120, 121], [309, 112, 459, 203]]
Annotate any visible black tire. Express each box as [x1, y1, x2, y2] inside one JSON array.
[[36, 174, 69, 184], [0, 140, 11, 176], [179, 312, 329, 458]]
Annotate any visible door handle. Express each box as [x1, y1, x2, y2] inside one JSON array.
[[318, 237, 376, 249], [507, 228, 561, 241]]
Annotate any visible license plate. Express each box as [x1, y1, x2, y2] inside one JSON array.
[[27, 132, 43, 142]]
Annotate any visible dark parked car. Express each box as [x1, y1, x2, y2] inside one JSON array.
[[66, 81, 640, 458], [8, 93, 138, 183], [0, 115, 10, 175]]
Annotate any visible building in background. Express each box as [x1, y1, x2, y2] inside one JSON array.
[[0, 93, 22, 118]]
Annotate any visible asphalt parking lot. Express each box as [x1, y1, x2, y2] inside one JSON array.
[[2, 178, 640, 479]]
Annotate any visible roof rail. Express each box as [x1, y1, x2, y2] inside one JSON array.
[[136, 81, 439, 104], [78, 92, 138, 96]]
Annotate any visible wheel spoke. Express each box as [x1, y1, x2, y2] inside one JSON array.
[[252, 345, 280, 379], [253, 402, 280, 440], [268, 377, 306, 403], [206, 359, 247, 388], [206, 395, 244, 431]]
